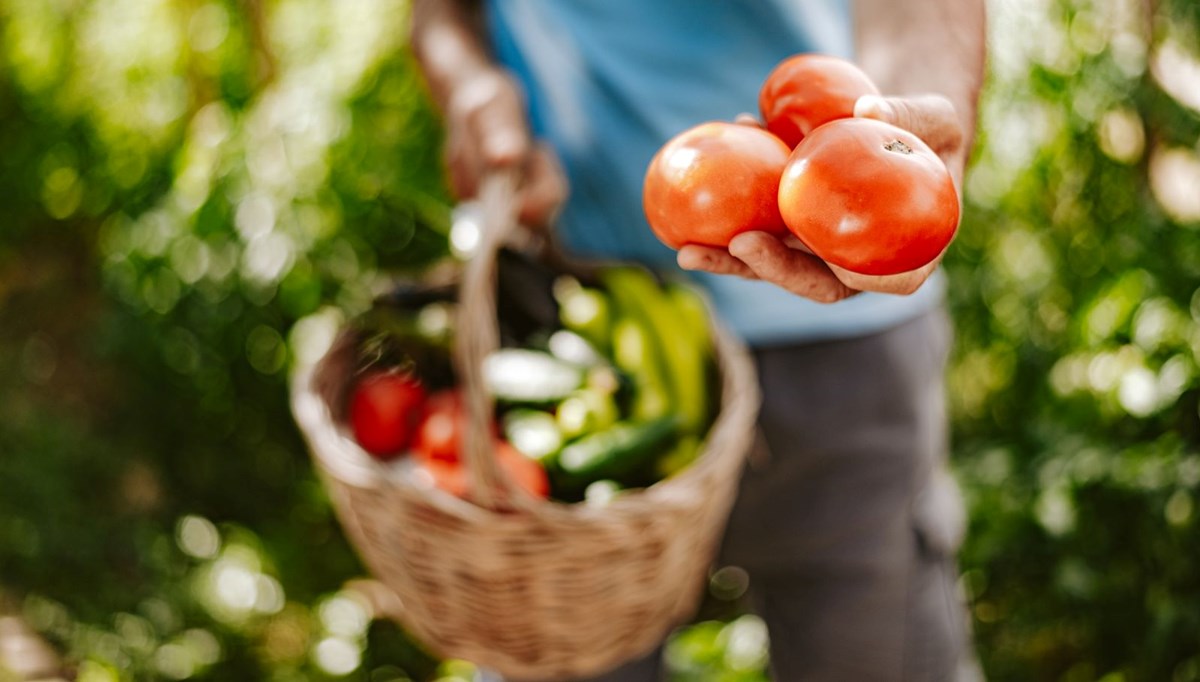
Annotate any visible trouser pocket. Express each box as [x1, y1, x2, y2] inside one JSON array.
[[907, 467, 976, 682], [913, 467, 966, 558]]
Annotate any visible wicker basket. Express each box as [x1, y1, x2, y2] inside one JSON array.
[[290, 174, 760, 681]]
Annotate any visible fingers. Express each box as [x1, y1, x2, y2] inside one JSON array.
[[445, 69, 532, 200], [441, 69, 570, 228], [854, 94, 963, 156], [682, 233, 937, 303], [453, 70, 530, 164], [828, 259, 938, 296], [727, 232, 858, 303], [517, 143, 568, 229], [733, 112, 763, 128], [678, 245, 759, 279]]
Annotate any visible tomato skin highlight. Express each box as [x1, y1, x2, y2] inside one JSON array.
[[643, 121, 791, 250], [759, 54, 880, 149], [349, 372, 427, 459], [778, 118, 959, 276], [413, 390, 471, 463]]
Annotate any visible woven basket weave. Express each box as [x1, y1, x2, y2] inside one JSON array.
[[290, 174, 760, 680]]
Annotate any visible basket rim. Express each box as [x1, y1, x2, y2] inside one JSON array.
[[289, 307, 760, 525]]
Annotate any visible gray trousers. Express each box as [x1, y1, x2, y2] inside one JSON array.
[[579, 308, 980, 682]]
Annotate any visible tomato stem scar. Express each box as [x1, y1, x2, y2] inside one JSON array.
[[883, 139, 913, 154]]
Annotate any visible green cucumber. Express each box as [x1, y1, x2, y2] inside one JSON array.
[[611, 317, 671, 421], [547, 329, 606, 368], [483, 349, 584, 404], [558, 416, 678, 481], [667, 282, 713, 358]]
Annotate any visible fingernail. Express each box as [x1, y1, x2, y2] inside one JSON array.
[[486, 132, 523, 162], [854, 95, 891, 120], [728, 231, 762, 255], [733, 113, 762, 127]]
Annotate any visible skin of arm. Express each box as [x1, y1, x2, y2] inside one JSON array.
[[410, 0, 566, 227], [412, 1, 986, 299], [678, 0, 987, 301]]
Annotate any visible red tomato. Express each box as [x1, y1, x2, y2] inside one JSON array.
[[495, 441, 550, 499], [412, 390, 466, 462], [414, 458, 469, 498], [759, 54, 880, 149], [778, 118, 959, 276], [414, 440, 549, 500], [348, 372, 426, 459], [413, 390, 504, 464], [643, 121, 791, 250]]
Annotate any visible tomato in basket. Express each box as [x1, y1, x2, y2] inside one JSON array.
[[349, 371, 427, 459], [413, 390, 467, 462], [495, 440, 551, 498], [414, 440, 549, 499], [412, 390, 504, 461]]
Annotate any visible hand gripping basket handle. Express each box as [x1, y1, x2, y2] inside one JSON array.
[[453, 170, 525, 511]]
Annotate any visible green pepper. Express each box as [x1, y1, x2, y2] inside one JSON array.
[[603, 267, 709, 433], [611, 317, 671, 421]]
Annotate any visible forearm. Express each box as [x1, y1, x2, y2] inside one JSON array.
[[853, 0, 986, 163], [410, 0, 493, 111]]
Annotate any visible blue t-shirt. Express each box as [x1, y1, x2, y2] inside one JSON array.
[[485, 0, 943, 346]]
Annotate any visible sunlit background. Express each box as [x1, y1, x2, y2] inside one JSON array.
[[1, 0, 1199, 680]]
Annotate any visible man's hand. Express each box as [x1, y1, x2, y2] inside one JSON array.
[[442, 67, 567, 228], [411, 0, 567, 228], [677, 94, 966, 303]]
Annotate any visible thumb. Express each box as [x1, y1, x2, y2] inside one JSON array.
[[854, 94, 963, 155]]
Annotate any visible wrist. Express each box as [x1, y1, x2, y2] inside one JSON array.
[[411, 1, 497, 113]]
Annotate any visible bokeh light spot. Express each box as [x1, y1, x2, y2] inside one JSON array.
[[188, 3, 229, 53], [313, 637, 362, 676], [246, 325, 287, 375], [1149, 147, 1200, 224], [177, 515, 220, 559], [1165, 489, 1193, 526], [319, 594, 371, 639], [1151, 38, 1200, 114], [1097, 109, 1144, 164]]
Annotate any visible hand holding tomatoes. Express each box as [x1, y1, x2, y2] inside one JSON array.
[[662, 54, 966, 302], [677, 97, 965, 301]]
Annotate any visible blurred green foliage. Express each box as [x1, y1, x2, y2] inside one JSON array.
[[946, 1, 1200, 680], [0, 0, 1198, 680]]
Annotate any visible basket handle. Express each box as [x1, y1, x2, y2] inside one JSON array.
[[453, 170, 525, 511]]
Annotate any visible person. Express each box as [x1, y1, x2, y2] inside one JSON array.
[[411, 1, 987, 680]]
